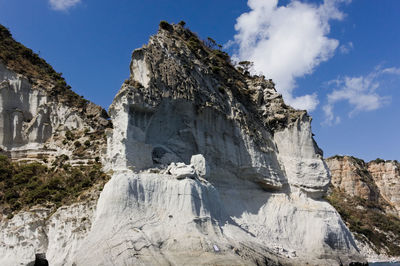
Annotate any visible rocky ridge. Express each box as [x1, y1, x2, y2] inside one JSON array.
[[326, 155, 400, 261], [0, 22, 367, 265], [0, 24, 111, 165]]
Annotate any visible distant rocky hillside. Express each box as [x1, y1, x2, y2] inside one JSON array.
[[326, 156, 400, 261]]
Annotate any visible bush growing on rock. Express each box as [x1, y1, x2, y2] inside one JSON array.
[[327, 188, 400, 256], [0, 156, 110, 216], [65, 130, 75, 141], [159, 20, 173, 31], [371, 158, 385, 164]]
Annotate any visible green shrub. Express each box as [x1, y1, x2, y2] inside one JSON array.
[[65, 131, 74, 141], [0, 24, 98, 111], [0, 157, 110, 214], [204, 37, 217, 49], [187, 37, 202, 52], [159, 21, 173, 31], [5, 190, 19, 201], [84, 140, 91, 147], [211, 49, 229, 61], [371, 158, 385, 164], [211, 66, 221, 73], [74, 141, 81, 148], [327, 189, 400, 256]]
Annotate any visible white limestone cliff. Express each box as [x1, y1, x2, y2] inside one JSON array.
[[0, 199, 96, 266], [0, 61, 109, 164], [76, 23, 364, 265]]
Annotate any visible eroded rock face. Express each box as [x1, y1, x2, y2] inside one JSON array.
[[93, 23, 363, 265], [326, 156, 400, 261], [0, 200, 96, 266], [326, 156, 379, 201], [0, 61, 110, 164], [326, 156, 400, 216], [368, 160, 400, 216], [106, 24, 329, 196]]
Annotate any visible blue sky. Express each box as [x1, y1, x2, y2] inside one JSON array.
[[0, 0, 399, 161]]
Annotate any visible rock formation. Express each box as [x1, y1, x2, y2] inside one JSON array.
[[326, 156, 400, 261], [0, 22, 367, 265], [368, 160, 400, 216], [78, 22, 363, 265], [0, 25, 110, 165], [0, 24, 111, 265]]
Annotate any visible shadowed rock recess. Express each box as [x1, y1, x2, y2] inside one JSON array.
[[0, 22, 367, 265]]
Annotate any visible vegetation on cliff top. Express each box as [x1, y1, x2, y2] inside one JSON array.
[[0, 24, 98, 110], [0, 155, 110, 219], [156, 21, 305, 132], [327, 188, 400, 256]]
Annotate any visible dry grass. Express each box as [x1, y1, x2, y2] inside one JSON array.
[[327, 188, 400, 256]]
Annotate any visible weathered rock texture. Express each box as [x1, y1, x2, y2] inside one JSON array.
[[0, 24, 111, 265], [0, 22, 366, 265], [94, 22, 363, 265], [326, 156, 400, 261], [0, 25, 110, 165], [368, 160, 400, 216], [0, 197, 97, 265]]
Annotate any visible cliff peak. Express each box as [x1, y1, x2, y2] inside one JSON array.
[[0, 24, 110, 123], [115, 21, 307, 140]]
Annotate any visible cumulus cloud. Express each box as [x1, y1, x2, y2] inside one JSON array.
[[323, 67, 400, 125], [231, 0, 350, 111], [49, 0, 81, 11]]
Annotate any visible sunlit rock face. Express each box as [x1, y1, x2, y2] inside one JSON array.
[[368, 160, 400, 216], [0, 200, 97, 266], [326, 156, 400, 262], [0, 61, 110, 163], [0, 62, 52, 150], [82, 23, 363, 266], [327, 156, 379, 201], [327, 156, 400, 217]]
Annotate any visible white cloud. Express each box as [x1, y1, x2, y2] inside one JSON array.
[[231, 0, 349, 112], [381, 67, 400, 75], [323, 67, 400, 125], [49, 0, 81, 11], [339, 41, 353, 54]]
